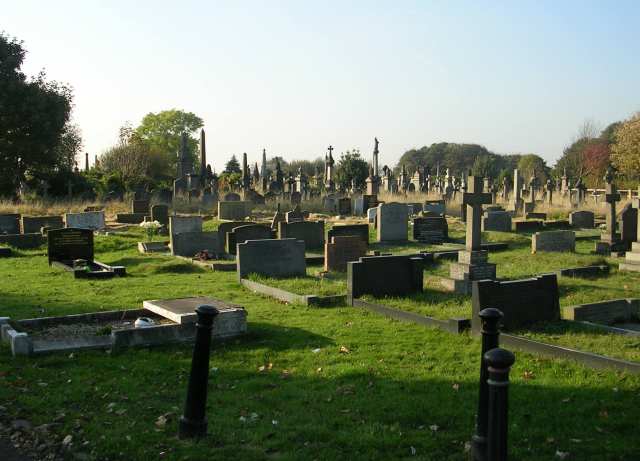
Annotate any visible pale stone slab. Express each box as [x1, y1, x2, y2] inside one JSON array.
[[143, 296, 245, 325], [65, 211, 106, 230]]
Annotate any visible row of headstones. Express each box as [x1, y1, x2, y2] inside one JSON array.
[[0, 211, 107, 234]]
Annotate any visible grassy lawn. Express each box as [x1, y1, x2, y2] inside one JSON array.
[[248, 265, 347, 297], [2, 225, 640, 459]]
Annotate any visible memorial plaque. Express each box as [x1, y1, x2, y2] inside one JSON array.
[[237, 238, 306, 280], [47, 228, 94, 265]]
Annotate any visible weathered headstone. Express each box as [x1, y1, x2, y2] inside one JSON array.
[[21, 216, 64, 234], [285, 204, 305, 223], [347, 255, 423, 301], [151, 205, 169, 226], [367, 207, 377, 223], [481, 210, 511, 232], [413, 217, 448, 243], [337, 198, 351, 215], [531, 230, 575, 253], [169, 216, 219, 257], [595, 168, 624, 254], [237, 238, 306, 280], [471, 274, 560, 331], [0, 214, 21, 234], [218, 201, 251, 220], [327, 224, 369, 246], [132, 199, 150, 215], [226, 224, 276, 255], [377, 202, 408, 242], [621, 204, 638, 249], [324, 236, 367, 272], [568, 210, 594, 229], [423, 200, 445, 216], [65, 211, 106, 230], [278, 221, 324, 250]]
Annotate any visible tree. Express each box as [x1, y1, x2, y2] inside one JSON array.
[[335, 149, 368, 191], [611, 112, 640, 181], [517, 154, 549, 182], [286, 158, 324, 177], [0, 33, 75, 198], [134, 109, 203, 176], [224, 155, 242, 174]]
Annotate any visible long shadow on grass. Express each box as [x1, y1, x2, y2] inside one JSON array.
[[513, 319, 629, 338]]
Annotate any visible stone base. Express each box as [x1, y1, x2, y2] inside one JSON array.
[[450, 261, 497, 281], [619, 262, 640, 272], [440, 277, 471, 295]]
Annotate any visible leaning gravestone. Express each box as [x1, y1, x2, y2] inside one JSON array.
[[324, 236, 368, 272], [169, 216, 218, 257], [413, 217, 448, 243], [226, 224, 276, 255], [481, 209, 512, 232], [151, 205, 169, 227], [0, 214, 21, 234], [569, 210, 595, 229], [327, 224, 369, 246], [218, 201, 251, 220], [377, 202, 408, 242], [65, 211, 106, 230], [237, 238, 306, 280], [278, 221, 325, 250], [22, 216, 64, 234], [532, 230, 575, 253], [347, 255, 423, 301], [471, 274, 560, 331]]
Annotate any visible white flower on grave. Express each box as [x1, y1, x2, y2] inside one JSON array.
[[139, 220, 162, 229]]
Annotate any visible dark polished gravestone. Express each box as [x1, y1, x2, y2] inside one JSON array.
[[0, 213, 21, 234], [132, 199, 150, 215], [217, 221, 256, 252], [278, 220, 325, 250], [327, 223, 369, 246], [47, 228, 125, 279], [621, 203, 638, 250], [21, 215, 64, 234], [413, 216, 448, 244], [225, 224, 276, 255], [513, 220, 544, 233], [337, 197, 351, 215], [347, 255, 423, 302], [151, 204, 169, 227], [237, 238, 306, 280], [471, 274, 560, 332]]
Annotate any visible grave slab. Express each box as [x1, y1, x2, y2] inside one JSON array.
[[143, 296, 245, 325], [532, 230, 576, 253], [65, 211, 106, 230]]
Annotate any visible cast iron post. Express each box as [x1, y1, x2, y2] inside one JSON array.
[[178, 305, 218, 439], [486, 347, 516, 461], [472, 308, 503, 461]]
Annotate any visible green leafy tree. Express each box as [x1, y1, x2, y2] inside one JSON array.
[[335, 149, 368, 191], [517, 154, 549, 182], [224, 155, 242, 174], [611, 112, 640, 182], [0, 33, 75, 198], [134, 109, 203, 176]]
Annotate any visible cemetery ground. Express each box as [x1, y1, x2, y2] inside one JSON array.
[[1, 226, 640, 459]]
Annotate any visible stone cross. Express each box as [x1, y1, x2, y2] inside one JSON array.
[[604, 175, 621, 243], [463, 176, 492, 251]]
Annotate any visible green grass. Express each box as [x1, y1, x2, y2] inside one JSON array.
[[248, 265, 347, 297], [2, 225, 640, 459]]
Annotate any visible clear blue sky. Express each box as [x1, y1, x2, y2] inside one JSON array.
[[5, 0, 640, 172]]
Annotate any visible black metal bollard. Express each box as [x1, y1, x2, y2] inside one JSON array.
[[178, 305, 218, 439], [485, 347, 516, 461], [472, 308, 503, 461]]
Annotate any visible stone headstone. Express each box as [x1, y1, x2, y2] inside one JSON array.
[[151, 205, 169, 226], [65, 211, 106, 230], [337, 198, 351, 215], [169, 216, 202, 235], [278, 221, 325, 250], [413, 217, 448, 243], [218, 201, 251, 220], [324, 236, 367, 272], [237, 238, 306, 280], [525, 212, 547, 220], [377, 202, 408, 242], [472, 274, 560, 331], [0, 214, 21, 235], [226, 224, 276, 255], [223, 192, 241, 201], [290, 191, 302, 205], [217, 221, 257, 252], [621, 204, 638, 249], [169, 216, 219, 257], [531, 230, 575, 253], [132, 199, 150, 214], [569, 210, 594, 229], [347, 255, 423, 300], [481, 210, 512, 232], [327, 224, 369, 246], [21, 216, 64, 234], [423, 200, 445, 216], [47, 227, 94, 265], [513, 220, 544, 233]]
